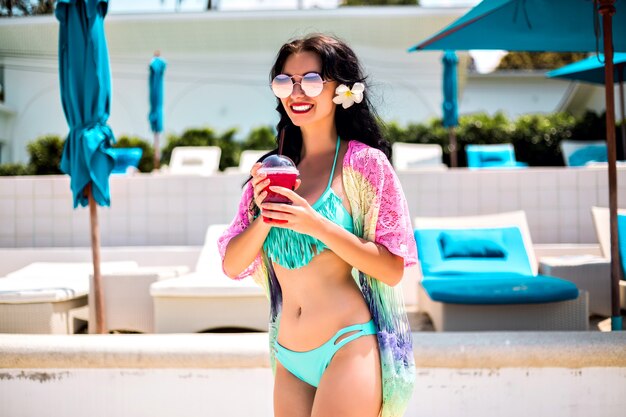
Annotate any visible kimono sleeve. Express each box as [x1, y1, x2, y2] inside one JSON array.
[[361, 146, 418, 267], [216, 181, 262, 280]]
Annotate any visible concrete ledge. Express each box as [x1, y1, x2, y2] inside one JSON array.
[[1, 332, 625, 369]]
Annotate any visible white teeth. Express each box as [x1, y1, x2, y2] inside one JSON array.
[[291, 104, 313, 112]]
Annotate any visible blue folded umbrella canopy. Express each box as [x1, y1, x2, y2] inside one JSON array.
[[56, 0, 115, 334], [442, 50, 459, 128], [409, 0, 626, 53], [56, 0, 115, 208], [408, 0, 625, 330], [149, 56, 167, 134], [442, 50, 459, 166]]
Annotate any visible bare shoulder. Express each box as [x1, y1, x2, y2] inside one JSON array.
[[345, 140, 389, 168]]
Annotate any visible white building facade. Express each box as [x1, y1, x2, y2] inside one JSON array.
[[0, 6, 587, 164]]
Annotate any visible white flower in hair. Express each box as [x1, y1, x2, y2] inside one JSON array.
[[332, 82, 365, 109]]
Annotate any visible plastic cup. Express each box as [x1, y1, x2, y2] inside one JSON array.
[[258, 155, 299, 223]]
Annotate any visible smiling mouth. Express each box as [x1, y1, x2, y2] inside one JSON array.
[[290, 104, 313, 114]]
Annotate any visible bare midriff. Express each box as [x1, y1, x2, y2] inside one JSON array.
[[274, 249, 372, 352]]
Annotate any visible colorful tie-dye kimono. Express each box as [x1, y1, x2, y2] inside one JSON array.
[[218, 140, 417, 417]]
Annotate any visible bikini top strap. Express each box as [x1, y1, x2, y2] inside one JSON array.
[[325, 138, 341, 191]]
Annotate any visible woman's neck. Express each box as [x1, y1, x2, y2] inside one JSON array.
[[299, 122, 338, 158]]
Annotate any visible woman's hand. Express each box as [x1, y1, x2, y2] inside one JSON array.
[[261, 185, 321, 236], [250, 162, 270, 209]]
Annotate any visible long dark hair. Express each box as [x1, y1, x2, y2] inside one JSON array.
[[268, 33, 390, 165]]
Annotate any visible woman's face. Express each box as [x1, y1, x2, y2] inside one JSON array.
[[279, 51, 337, 128]]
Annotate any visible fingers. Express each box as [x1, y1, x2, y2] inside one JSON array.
[[261, 202, 295, 214], [261, 207, 289, 224], [250, 163, 269, 207], [294, 178, 302, 191], [268, 186, 304, 204], [250, 162, 262, 177]]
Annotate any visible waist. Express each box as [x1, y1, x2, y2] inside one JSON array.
[[277, 283, 371, 351]]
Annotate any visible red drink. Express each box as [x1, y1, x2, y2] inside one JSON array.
[[258, 156, 299, 224]]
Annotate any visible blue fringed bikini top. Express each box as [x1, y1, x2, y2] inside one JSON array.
[[263, 138, 354, 269]]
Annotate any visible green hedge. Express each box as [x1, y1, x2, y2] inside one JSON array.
[[26, 135, 65, 175], [160, 126, 276, 171], [383, 111, 616, 167], [0, 163, 33, 176], [0, 111, 617, 175]]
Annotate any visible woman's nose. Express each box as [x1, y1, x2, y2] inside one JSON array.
[[291, 82, 305, 98]]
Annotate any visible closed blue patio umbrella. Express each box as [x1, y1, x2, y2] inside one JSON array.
[[547, 53, 626, 159], [149, 52, 167, 169], [409, 0, 624, 330], [56, 0, 115, 333], [442, 50, 459, 167]]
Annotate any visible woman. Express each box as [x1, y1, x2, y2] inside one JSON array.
[[218, 34, 417, 417]]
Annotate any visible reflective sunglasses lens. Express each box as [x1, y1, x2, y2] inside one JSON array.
[[271, 74, 293, 98], [301, 73, 324, 97]]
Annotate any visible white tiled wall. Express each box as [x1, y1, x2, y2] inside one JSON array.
[[0, 167, 624, 248]]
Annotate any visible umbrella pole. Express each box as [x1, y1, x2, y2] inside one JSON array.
[[448, 127, 458, 168], [618, 68, 626, 160], [599, 0, 623, 331], [88, 184, 106, 334], [153, 132, 161, 170]]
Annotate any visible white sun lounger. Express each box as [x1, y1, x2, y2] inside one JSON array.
[[591, 206, 626, 310], [151, 225, 269, 333], [88, 266, 189, 334], [0, 261, 137, 334], [392, 142, 447, 171], [168, 146, 221, 176]]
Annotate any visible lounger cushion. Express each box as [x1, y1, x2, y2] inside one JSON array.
[[150, 272, 264, 298], [568, 145, 607, 166], [421, 273, 579, 304], [0, 261, 138, 303], [0, 277, 87, 303], [438, 230, 507, 258], [617, 214, 626, 276], [414, 227, 533, 276]]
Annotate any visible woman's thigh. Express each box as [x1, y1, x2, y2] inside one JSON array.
[[274, 361, 316, 417], [311, 335, 382, 417]]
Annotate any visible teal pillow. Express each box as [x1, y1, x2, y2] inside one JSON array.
[[619, 214, 626, 276], [438, 230, 508, 259]]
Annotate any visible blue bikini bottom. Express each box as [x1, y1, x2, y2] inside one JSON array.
[[274, 319, 377, 388]]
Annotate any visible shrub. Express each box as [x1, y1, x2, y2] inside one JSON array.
[[0, 163, 33, 176], [26, 135, 65, 175], [510, 113, 577, 166], [114, 135, 154, 172], [382, 111, 611, 167], [217, 128, 241, 171], [243, 126, 276, 150]]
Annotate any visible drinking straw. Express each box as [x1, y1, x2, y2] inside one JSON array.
[[278, 127, 285, 156]]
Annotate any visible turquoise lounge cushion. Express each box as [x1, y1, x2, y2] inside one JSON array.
[[439, 230, 507, 258], [421, 273, 579, 305], [596, 213, 626, 275], [414, 227, 533, 276], [466, 144, 528, 169], [568, 144, 607, 166]]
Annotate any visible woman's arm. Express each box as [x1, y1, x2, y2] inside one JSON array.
[[316, 217, 405, 286], [222, 215, 271, 278], [218, 162, 275, 279]]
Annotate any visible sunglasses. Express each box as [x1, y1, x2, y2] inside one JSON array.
[[271, 72, 327, 99]]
